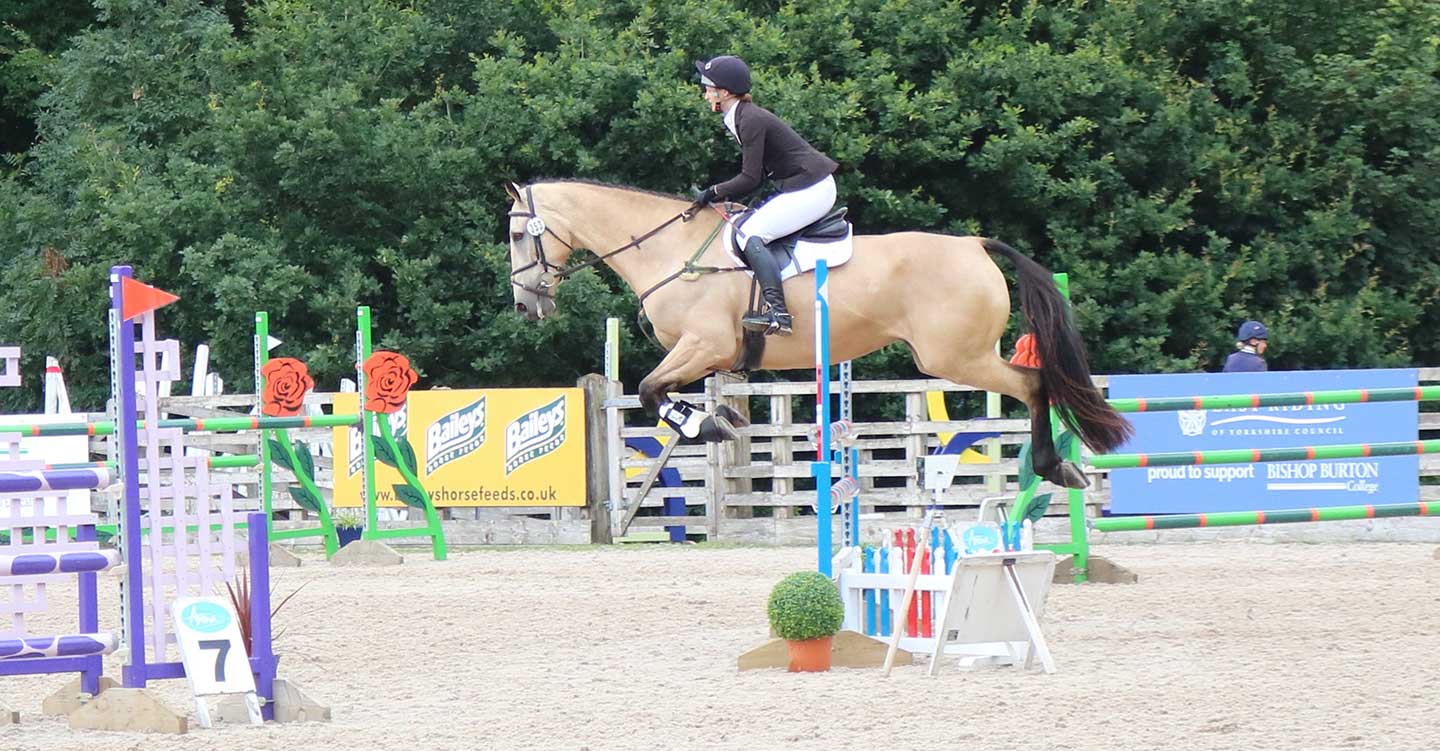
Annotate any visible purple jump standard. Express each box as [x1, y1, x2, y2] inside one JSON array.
[[111, 265, 278, 720]]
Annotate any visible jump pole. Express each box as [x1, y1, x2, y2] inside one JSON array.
[[1089, 439, 1439, 470], [1108, 385, 1440, 414], [1092, 501, 1437, 532]]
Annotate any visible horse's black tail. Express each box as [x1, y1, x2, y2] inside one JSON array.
[[981, 238, 1133, 453]]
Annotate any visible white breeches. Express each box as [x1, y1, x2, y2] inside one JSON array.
[[736, 175, 837, 245]]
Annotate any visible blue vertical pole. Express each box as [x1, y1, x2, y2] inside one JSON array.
[[247, 511, 277, 720], [813, 260, 832, 575], [76, 522, 101, 696], [111, 266, 147, 689]]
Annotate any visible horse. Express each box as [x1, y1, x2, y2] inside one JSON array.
[[504, 179, 1131, 488]]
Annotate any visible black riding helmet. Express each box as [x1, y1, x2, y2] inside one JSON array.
[[695, 55, 751, 95]]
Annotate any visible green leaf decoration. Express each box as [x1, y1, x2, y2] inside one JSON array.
[[393, 483, 430, 510], [268, 438, 294, 472], [1017, 438, 1036, 492], [1022, 493, 1053, 524], [398, 438, 419, 475], [1055, 429, 1080, 459], [373, 437, 399, 468], [293, 439, 316, 478], [288, 484, 323, 514]]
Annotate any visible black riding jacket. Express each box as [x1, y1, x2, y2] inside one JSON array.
[[712, 102, 838, 200]]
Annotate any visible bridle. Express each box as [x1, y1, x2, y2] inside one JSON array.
[[507, 184, 691, 300]]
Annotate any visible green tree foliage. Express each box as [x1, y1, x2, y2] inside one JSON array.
[[0, 0, 1435, 413]]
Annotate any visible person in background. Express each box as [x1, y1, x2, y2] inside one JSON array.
[[1223, 320, 1268, 372]]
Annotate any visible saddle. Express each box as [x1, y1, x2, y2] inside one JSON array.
[[730, 206, 851, 269]]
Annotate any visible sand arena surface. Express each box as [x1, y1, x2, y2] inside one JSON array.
[[1, 542, 1437, 750]]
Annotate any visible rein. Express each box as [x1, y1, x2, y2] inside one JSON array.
[[508, 187, 745, 305], [508, 185, 688, 298]]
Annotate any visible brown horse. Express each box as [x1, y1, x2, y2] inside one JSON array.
[[504, 180, 1130, 488]]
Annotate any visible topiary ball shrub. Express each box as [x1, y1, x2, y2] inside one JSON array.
[[766, 570, 845, 642]]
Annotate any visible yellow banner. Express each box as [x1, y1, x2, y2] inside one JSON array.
[[331, 388, 585, 507]]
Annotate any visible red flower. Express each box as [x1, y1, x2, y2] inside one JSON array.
[[261, 358, 314, 417], [363, 351, 418, 414], [1010, 334, 1042, 368]]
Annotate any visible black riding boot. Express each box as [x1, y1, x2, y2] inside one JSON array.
[[741, 236, 793, 336]]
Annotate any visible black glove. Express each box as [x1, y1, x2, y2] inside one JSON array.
[[694, 185, 719, 206]]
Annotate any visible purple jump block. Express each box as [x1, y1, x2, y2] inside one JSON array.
[[0, 549, 121, 577], [0, 468, 114, 494], [0, 632, 118, 661]]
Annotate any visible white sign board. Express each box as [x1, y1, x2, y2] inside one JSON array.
[[170, 597, 261, 727]]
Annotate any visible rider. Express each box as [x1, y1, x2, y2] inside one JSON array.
[[693, 55, 839, 336], [1223, 320, 1269, 372]]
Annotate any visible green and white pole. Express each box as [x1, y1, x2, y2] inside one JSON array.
[[1092, 501, 1437, 532], [0, 414, 357, 437], [1108, 386, 1440, 414], [1088, 439, 1439, 470]]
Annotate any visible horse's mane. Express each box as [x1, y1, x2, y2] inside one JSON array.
[[532, 178, 689, 203]]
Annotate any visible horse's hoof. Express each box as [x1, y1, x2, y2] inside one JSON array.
[[715, 404, 750, 428], [698, 415, 739, 442], [1046, 462, 1090, 489]]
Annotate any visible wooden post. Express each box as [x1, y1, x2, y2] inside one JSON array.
[[703, 375, 727, 540], [904, 392, 926, 519], [715, 372, 752, 518], [770, 394, 793, 519], [579, 373, 613, 544]]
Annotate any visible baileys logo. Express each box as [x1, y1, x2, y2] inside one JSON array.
[[348, 409, 408, 477], [426, 397, 487, 475], [505, 396, 567, 474]]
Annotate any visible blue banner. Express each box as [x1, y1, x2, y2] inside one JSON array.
[[1106, 369, 1419, 514]]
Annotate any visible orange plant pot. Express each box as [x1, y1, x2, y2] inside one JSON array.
[[785, 636, 834, 672]]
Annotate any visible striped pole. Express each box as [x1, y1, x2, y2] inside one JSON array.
[[41, 455, 257, 472], [1092, 501, 1437, 532], [0, 549, 121, 576], [0, 413, 358, 437], [1109, 385, 1440, 414], [0, 467, 113, 493], [0, 633, 118, 661], [1089, 439, 1440, 469]]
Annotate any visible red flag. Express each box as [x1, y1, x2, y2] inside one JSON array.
[[120, 276, 179, 321]]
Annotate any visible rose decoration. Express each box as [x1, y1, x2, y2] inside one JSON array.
[[259, 357, 337, 556], [261, 358, 314, 417], [363, 351, 419, 414], [1010, 333, 1042, 368], [360, 350, 437, 526]]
